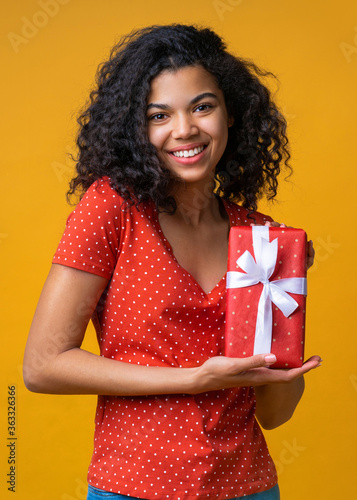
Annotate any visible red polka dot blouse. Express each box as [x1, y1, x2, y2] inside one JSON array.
[[53, 177, 277, 499]]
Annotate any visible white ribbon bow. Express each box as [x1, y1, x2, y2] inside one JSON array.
[[226, 226, 307, 355]]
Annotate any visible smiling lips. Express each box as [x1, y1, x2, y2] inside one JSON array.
[[168, 144, 207, 163], [171, 145, 205, 158]]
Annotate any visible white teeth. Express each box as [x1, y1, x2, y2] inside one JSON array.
[[172, 146, 204, 158]]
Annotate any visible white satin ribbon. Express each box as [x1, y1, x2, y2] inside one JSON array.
[[226, 226, 307, 355]]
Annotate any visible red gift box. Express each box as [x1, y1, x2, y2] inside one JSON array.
[[225, 225, 307, 368]]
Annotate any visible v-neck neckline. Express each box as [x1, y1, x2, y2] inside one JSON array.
[[150, 197, 235, 299]]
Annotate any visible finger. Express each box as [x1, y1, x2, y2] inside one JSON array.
[[278, 356, 322, 380], [303, 355, 322, 368], [307, 240, 315, 257], [230, 353, 277, 373], [306, 240, 315, 270], [266, 221, 291, 228], [304, 355, 322, 363], [266, 221, 280, 227]]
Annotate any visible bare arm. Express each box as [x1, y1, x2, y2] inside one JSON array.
[[255, 381, 304, 430], [254, 363, 318, 430], [23, 264, 197, 395], [24, 263, 320, 397]]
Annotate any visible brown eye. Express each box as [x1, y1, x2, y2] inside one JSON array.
[[194, 104, 212, 112], [148, 113, 167, 121]]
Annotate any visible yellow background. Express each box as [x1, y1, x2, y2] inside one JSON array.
[[1, 0, 356, 498]]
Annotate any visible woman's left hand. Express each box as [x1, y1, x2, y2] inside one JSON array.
[[252, 220, 315, 271]]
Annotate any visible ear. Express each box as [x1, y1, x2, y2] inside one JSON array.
[[228, 115, 234, 127]]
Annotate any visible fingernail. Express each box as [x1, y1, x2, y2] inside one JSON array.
[[264, 354, 277, 364], [280, 224, 286, 227]]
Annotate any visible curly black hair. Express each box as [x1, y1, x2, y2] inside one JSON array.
[[68, 24, 291, 213]]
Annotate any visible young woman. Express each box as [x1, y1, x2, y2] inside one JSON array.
[[24, 24, 320, 500]]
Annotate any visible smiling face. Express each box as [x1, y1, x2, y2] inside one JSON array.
[[146, 65, 233, 187]]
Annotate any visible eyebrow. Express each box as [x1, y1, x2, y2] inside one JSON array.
[[146, 92, 219, 111]]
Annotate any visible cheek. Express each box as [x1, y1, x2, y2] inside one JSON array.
[[210, 120, 229, 150], [147, 125, 168, 151], [204, 112, 229, 137]]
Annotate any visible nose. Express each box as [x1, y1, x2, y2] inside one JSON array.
[[171, 113, 199, 139]]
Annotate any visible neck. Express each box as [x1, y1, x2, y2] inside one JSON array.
[[168, 176, 221, 227]]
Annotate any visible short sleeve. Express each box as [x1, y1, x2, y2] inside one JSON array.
[[52, 178, 123, 279], [252, 209, 274, 225], [224, 198, 274, 226]]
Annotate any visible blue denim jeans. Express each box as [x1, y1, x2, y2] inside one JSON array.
[[87, 483, 280, 499]]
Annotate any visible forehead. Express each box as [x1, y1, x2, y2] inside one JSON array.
[[147, 65, 223, 103]]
